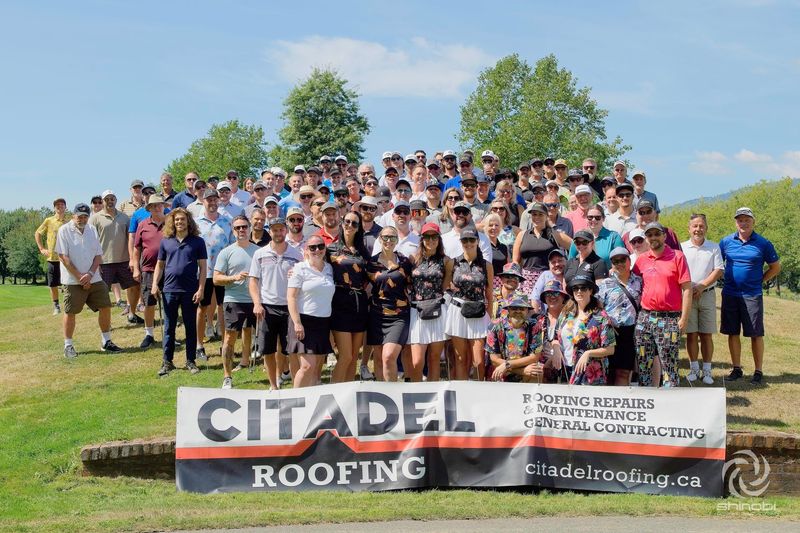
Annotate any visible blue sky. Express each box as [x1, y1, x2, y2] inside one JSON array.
[[2, 0, 799, 211]]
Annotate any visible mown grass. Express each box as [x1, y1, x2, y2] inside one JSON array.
[[1, 285, 799, 532]]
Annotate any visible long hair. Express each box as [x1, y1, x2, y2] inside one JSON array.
[[563, 291, 601, 316], [340, 210, 368, 258], [439, 187, 463, 223], [414, 229, 445, 264], [163, 208, 199, 238]]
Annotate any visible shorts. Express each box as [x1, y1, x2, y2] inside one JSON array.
[[720, 293, 764, 337], [686, 288, 716, 334], [367, 313, 410, 346], [139, 271, 159, 306], [63, 282, 112, 314], [608, 324, 636, 374], [329, 287, 368, 332], [46, 261, 61, 287], [201, 277, 225, 307], [223, 302, 256, 331], [287, 314, 333, 355], [257, 304, 289, 355], [99, 262, 137, 290]]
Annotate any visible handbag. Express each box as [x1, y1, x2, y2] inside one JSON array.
[[414, 298, 444, 320], [459, 300, 486, 319]]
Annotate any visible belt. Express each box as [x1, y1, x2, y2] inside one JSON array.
[[642, 310, 680, 317], [703, 286, 715, 293], [450, 298, 483, 308], [335, 284, 366, 293]]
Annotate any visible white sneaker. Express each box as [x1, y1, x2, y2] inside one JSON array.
[[702, 370, 714, 385], [53, 305, 61, 315], [359, 364, 375, 381], [686, 369, 699, 382], [222, 377, 232, 389], [278, 371, 292, 387]]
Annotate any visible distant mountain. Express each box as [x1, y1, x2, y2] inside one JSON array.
[[664, 178, 800, 212]]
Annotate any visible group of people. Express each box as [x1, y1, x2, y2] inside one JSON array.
[[37, 149, 780, 388]]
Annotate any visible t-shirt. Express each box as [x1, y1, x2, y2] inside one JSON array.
[[719, 231, 779, 297], [288, 261, 335, 317], [632, 246, 691, 312], [157, 235, 208, 293], [215, 243, 260, 303], [249, 244, 303, 305], [89, 209, 130, 264], [568, 228, 625, 267], [36, 214, 68, 261], [133, 218, 164, 272]]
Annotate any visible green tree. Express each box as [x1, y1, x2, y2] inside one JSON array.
[[166, 120, 269, 191], [0, 208, 48, 284], [458, 54, 630, 172], [269, 68, 370, 170]]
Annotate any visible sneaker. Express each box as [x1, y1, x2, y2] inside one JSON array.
[[186, 361, 201, 374], [158, 360, 176, 377], [750, 370, 763, 385], [139, 335, 155, 349], [120, 303, 131, 316], [686, 369, 699, 382], [136, 303, 146, 313], [64, 344, 78, 359], [359, 364, 375, 381], [278, 370, 292, 387], [221, 377, 233, 389], [727, 367, 744, 381], [702, 370, 714, 385], [196, 346, 207, 361], [116, 299, 126, 309], [326, 353, 337, 368], [53, 305, 61, 316], [207, 333, 221, 342], [127, 314, 145, 325], [101, 340, 123, 353]]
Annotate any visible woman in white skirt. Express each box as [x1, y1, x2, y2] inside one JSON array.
[[445, 227, 494, 380], [408, 222, 453, 382]]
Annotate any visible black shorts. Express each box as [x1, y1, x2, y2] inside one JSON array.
[[139, 271, 159, 307], [330, 287, 368, 332], [201, 277, 225, 307], [100, 262, 137, 290], [608, 324, 636, 373], [47, 261, 61, 287], [367, 313, 410, 346], [287, 313, 333, 355], [720, 294, 765, 337], [257, 304, 289, 355], [223, 302, 256, 331]]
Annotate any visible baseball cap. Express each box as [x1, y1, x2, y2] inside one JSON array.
[[377, 187, 391, 201], [354, 196, 379, 209], [613, 160, 627, 169], [453, 201, 472, 213], [609, 247, 630, 259], [317, 184, 331, 193], [334, 155, 348, 163], [637, 200, 655, 212], [426, 180, 442, 190], [427, 159, 441, 168], [267, 217, 286, 227], [203, 188, 219, 199], [329, 168, 342, 176], [252, 181, 267, 191], [461, 175, 477, 185], [530, 157, 543, 166], [531, 183, 545, 193], [568, 169, 588, 180], [74, 203, 91, 216], [409, 200, 428, 211], [528, 202, 547, 215], [548, 248, 567, 260], [518, 161, 531, 169], [130, 179, 144, 188], [217, 180, 232, 191], [734, 207, 755, 219], [546, 179, 560, 188], [396, 178, 411, 190], [575, 184, 593, 196], [382, 151, 393, 160], [319, 155, 332, 163], [442, 150, 457, 158], [320, 201, 337, 212], [554, 159, 568, 167], [629, 228, 646, 241], [384, 166, 399, 176], [101, 189, 116, 199], [616, 182, 634, 193], [421, 222, 441, 235], [631, 169, 646, 179], [543, 156, 555, 165], [574, 229, 595, 242], [392, 200, 411, 210], [404, 153, 417, 163], [460, 227, 479, 240], [142, 185, 156, 194], [207, 175, 220, 184], [293, 165, 306, 173], [567, 274, 597, 293], [272, 167, 287, 178], [600, 176, 615, 186], [458, 154, 472, 164], [306, 166, 321, 175], [286, 207, 304, 218], [475, 173, 490, 184], [481, 150, 496, 160], [644, 221, 665, 234]]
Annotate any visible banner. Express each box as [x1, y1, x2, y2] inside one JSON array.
[[176, 382, 726, 496]]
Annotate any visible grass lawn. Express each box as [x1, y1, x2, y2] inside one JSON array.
[[1, 284, 799, 532]]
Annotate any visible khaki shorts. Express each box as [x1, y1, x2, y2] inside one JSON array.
[[686, 288, 716, 334], [64, 282, 112, 314]]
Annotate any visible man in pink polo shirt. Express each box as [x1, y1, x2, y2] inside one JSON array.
[[632, 222, 692, 387], [564, 184, 594, 233]]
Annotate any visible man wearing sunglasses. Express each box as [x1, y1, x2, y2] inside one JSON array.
[[224, 170, 251, 207], [582, 158, 604, 197], [172, 172, 200, 210], [319, 155, 333, 180], [317, 202, 342, 246], [354, 196, 382, 253], [378, 179, 413, 227], [459, 175, 489, 224], [623, 200, 680, 252], [564, 184, 595, 233], [605, 182, 638, 235], [442, 202, 492, 259], [427, 159, 442, 182], [631, 169, 660, 214], [440, 150, 459, 184], [284, 207, 307, 251], [370, 200, 419, 256]]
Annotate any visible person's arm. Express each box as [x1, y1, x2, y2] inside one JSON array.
[[127, 233, 136, 272], [442, 258, 453, 294], [484, 263, 494, 310], [287, 287, 303, 340], [511, 230, 524, 264], [35, 222, 48, 256], [763, 261, 781, 284], [151, 260, 164, 296], [678, 281, 692, 332], [694, 268, 723, 297], [194, 259, 207, 304], [552, 227, 572, 249], [132, 244, 142, 282]]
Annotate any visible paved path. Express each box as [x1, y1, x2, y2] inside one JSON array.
[[174, 516, 796, 533]]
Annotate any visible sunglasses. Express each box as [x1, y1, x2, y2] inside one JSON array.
[[343, 219, 359, 227], [446, 196, 459, 202], [378, 199, 390, 204], [381, 235, 398, 242], [359, 205, 377, 212], [481, 159, 494, 164], [391, 156, 403, 161], [460, 237, 477, 244], [411, 209, 427, 216], [233, 225, 249, 231], [462, 183, 476, 189], [617, 192, 632, 198], [611, 257, 629, 265], [394, 208, 410, 215], [574, 240, 591, 246], [573, 286, 592, 293], [92, 201, 103, 205], [454, 209, 470, 216], [631, 238, 645, 244], [307, 243, 326, 252], [312, 202, 325, 207], [638, 209, 654, 215], [422, 234, 439, 241], [544, 203, 560, 209], [555, 166, 567, 170], [544, 292, 563, 299], [335, 192, 348, 198], [287, 218, 304, 224], [583, 165, 595, 170], [532, 163, 543, 168], [300, 194, 314, 200], [587, 215, 603, 221], [491, 207, 506, 212], [365, 181, 378, 186], [568, 177, 583, 182], [443, 157, 456, 162], [396, 189, 411, 195]]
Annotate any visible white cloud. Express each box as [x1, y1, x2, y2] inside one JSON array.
[[265, 36, 495, 99], [689, 151, 731, 175], [734, 149, 773, 163], [727, 149, 800, 178]]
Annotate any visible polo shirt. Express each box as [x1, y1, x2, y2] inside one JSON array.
[[89, 209, 130, 264], [633, 190, 660, 213], [604, 210, 637, 235], [719, 231, 779, 297], [623, 226, 682, 252], [215, 242, 260, 303], [632, 246, 691, 312], [441, 230, 492, 261], [564, 208, 589, 233], [287, 261, 335, 317], [54, 221, 103, 285], [219, 202, 245, 219], [371, 230, 420, 257], [443, 174, 463, 190], [158, 235, 208, 293], [133, 218, 164, 272], [317, 227, 341, 246], [278, 195, 301, 217], [118, 198, 144, 217], [568, 227, 625, 267], [681, 239, 723, 285], [197, 213, 234, 278], [160, 189, 177, 203], [36, 214, 68, 261], [171, 190, 196, 210], [128, 205, 171, 234], [249, 243, 303, 305], [230, 188, 251, 207]]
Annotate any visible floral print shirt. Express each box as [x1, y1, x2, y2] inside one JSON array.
[[597, 271, 643, 328], [196, 213, 233, 278], [452, 255, 488, 302], [559, 308, 616, 385], [485, 317, 544, 382], [411, 255, 445, 302], [367, 253, 413, 316]]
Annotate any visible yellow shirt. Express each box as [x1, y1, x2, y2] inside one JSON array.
[[36, 214, 68, 261]]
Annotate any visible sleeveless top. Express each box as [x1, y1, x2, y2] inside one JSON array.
[[518, 227, 558, 271], [452, 255, 488, 302], [411, 255, 446, 301]]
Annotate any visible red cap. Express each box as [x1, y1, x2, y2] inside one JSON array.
[[420, 222, 441, 235]]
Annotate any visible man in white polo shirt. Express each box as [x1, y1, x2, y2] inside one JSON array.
[[681, 214, 724, 384]]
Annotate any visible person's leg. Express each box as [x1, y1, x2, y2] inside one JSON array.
[[699, 333, 714, 364], [196, 305, 208, 349], [728, 335, 742, 368], [381, 343, 403, 382], [63, 313, 76, 340], [112, 282, 122, 304], [369, 346, 383, 381], [143, 305, 156, 332], [450, 337, 469, 380], [126, 284, 141, 318], [240, 327, 252, 366], [222, 329, 237, 378], [426, 341, 445, 382], [345, 332, 364, 382], [399, 345, 411, 379], [635, 313, 654, 387], [408, 344, 427, 382], [686, 333, 700, 362], [752, 337, 764, 372], [331, 331, 353, 383], [98, 306, 111, 337], [162, 293, 179, 363], [49, 286, 59, 303], [264, 353, 279, 389], [181, 292, 198, 362], [294, 354, 319, 388], [289, 354, 300, 380], [469, 338, 486, 381]]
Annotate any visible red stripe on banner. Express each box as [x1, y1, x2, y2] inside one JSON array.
[[175, 433, 725, 460]]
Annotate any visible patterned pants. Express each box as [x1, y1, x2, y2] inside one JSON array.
[[635, 310, 681, 387]]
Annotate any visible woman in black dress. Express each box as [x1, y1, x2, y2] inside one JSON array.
[[328, 210, 370, 383]]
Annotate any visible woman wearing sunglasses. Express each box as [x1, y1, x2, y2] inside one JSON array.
[[488, 199, 520, 248], [408, 223, 453, 382], [567, 205, 624, 267], [430, 187, 463, 234], [327, 211, 370, 383], [286, 234, 335, 388], [512, 202, 571, 294], [366, 226, 413, 382], [564, 229, 609, 284], [493, 180, 524, 228], [559, 275, 616, 385]]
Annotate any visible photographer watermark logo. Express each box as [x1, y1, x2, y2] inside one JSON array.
[[723, 449, 771, 498]]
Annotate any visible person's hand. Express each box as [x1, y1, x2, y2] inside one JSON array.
[[524, 363, 543, 378], [253, 303, 265, 321], [151, 285, 160, 298], [491, 363, 508, 382], [128, 260, 136, 273], [39, 248, 49, 257], [574, 352, 590, 374], [79, 273, 92, 289], [549, 352, 562, 370], [132, 267, 141, 282], [192, 289, 204, 305], [294, 322, 305, 341], [678, 316, 688, 333], [234, 271, 248, 283], [692, 283, 704, 299]]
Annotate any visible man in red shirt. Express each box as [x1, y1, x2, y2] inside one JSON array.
[[133, 195, 167, 349], [632, 222, 692, 387]]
